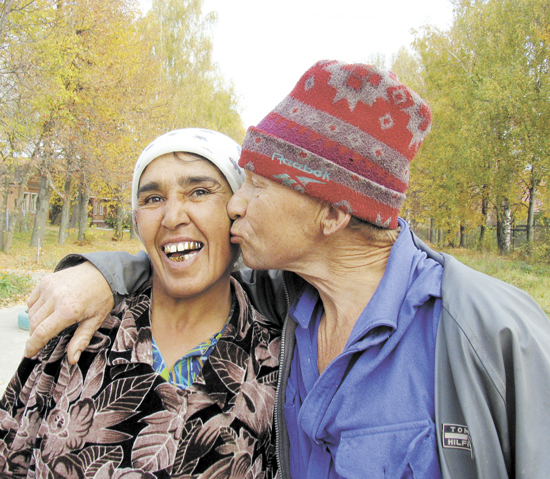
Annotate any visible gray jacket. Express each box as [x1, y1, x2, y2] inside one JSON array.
[[65, 231, 550, 479]]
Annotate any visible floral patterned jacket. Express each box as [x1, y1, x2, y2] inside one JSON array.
[[0, 278, 281, 479]]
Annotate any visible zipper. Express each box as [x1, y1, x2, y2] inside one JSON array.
[[274, 274, 291, 478]]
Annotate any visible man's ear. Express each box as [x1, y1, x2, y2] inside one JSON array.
[[320, 205, 351, 236]]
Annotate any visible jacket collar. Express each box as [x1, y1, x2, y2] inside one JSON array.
[[285, 219, 442, 349]]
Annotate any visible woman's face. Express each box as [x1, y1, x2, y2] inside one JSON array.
[[135, 152, 237, 302]]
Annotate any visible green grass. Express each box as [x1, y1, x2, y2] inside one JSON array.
[[0, 225, 143, 307], [0, 271, 35, 306], [0, 225, 143, 271], [441, 248, 550, 316]]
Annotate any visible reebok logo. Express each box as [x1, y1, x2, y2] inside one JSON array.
[[273, 174, 326, 192], [272, 153, 330, 182]]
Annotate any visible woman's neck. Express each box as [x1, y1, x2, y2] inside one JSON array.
[[149, 277, 233, 370]]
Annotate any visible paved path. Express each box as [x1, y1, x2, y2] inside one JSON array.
[[0, 304, 29, 395]]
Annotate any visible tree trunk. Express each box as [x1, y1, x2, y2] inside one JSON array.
[[113, 202, 124, 241], [0, 176, 9, 251], [70, 191, 80, 228], [496, 198, 512, 256], [4, 166, 32, 253], [459, 224, 466, 248], [478, 198, 488, 251], [526, 178, 538, 247], [58, 174, 72, 245], [30, 173, 52, 247], [0, 0, 16, 42], [429, 218, 435, 244], [77, 187, 90, 242]]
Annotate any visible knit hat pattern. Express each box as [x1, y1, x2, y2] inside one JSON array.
[[239, 60, 432, 229]]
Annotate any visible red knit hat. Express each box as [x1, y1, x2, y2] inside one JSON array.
[[239, 60, 432, 229]]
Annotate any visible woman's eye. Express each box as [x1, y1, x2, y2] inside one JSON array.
[[192, 188, 210, 197], [143, 195, 162, 204]]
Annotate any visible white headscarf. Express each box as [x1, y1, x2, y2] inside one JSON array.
[[131, 128, 244, 213]]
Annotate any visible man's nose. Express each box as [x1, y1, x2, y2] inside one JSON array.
[[227, 191, 246, 220]]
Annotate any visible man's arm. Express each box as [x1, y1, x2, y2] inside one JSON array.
[[64, 250, 152, 299], [25, 251, 295, 363], [25, 250, 151, 364]]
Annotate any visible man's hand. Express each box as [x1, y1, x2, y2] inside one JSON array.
[[25, 261, 114, 364]]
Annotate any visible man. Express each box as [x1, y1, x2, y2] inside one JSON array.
[[25, 60, 550, 478]]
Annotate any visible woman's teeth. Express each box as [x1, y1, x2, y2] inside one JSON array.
[[162, 241, 203, 262], [168, 251, 199, 262], [163, 241, 202, 254]]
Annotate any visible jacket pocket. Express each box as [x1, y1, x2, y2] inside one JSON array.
[[334, 420, 440, 479]]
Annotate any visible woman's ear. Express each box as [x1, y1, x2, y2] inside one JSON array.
[[133, 210, 139, 234], [320, 205, 351, 236]]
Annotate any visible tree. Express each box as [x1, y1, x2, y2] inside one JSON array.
[[1, 0, 246, 249], [411, 0, 550, 254], [148, 0, 244, 138], [29, 170, 51, 247], [406, 28, 486, 246]]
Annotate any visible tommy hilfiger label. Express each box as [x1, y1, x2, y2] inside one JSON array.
[[442, 424, 474, 458]]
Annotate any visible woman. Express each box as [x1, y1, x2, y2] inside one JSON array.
[[0, 128, 280, 478]]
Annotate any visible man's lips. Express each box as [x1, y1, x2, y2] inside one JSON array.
[[230, 229, 241, 244]]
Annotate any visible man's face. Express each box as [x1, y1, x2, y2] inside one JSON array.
[[227, 170, 324, 271]]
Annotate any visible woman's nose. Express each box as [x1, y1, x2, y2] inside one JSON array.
[[161, 198, 190, 229]]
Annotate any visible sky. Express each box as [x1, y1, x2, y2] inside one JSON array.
[[139, 0, 454, 128]]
